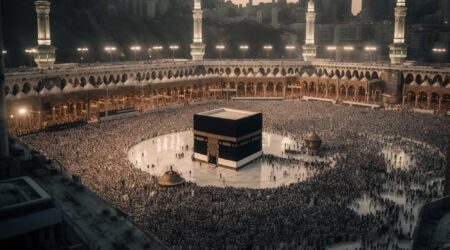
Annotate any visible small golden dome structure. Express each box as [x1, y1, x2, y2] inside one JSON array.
[[158, 166, 185, 187], [304, 132, 322, 156]]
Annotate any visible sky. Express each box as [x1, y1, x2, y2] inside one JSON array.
[[230, 0, 363, 15]]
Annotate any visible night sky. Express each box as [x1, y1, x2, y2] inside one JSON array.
[[230, 0, 363, 14]]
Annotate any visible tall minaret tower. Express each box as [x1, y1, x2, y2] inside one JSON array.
[[302, 0, 317, 61], [190, 0, 205, 61], [34, 0, 56, 69], [271, 0, 279, 28], [389, 0, 408, 64]]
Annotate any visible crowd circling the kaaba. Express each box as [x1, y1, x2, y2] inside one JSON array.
[[23, 100, 449, 249]]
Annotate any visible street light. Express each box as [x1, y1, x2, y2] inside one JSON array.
[[433, 48, 447, 64], [19, 108, 27, 116], [364, 46, 377, 61], [152, 46, 163, 60], [239, 45, 249, 60], [326, 46, 337, 61], [263, 45, 273, 59], [25, 48, 37, 67], [77, 47, 89, 63], [216, 45, 225, 59], [285, 45, 296, 59], [130, 46, 141, 61], [343, 46, 354, 61], [104, 46, 117, 62], [169, 45, 179, 63]]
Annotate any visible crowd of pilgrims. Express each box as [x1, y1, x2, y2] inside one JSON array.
[[22, 100, 449, 249]]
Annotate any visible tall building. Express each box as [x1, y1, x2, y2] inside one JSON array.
[[361, 0, 395, 22], [315, 0, 352, 23], [443, 0, 450, 24]]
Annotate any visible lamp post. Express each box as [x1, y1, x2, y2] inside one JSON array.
[[169, 45, 179, 63], [216, 45, 225, 59], [285, 45, 295, 59], [105, 84, 117, 119], [343, 46, 354, 61], [364, 46, 377, 61], [130, 46, 141, 61], [104, 46, 117, 62], [152, 46, 163, 60], [18, 107, 27, 134], [326, 46, 337, 61], [433, 48, 447, 64], [77, 47, 89, 63], [239, 45, 249, 60], [263, 45, 273, 59], [25, 48, 37, 67]]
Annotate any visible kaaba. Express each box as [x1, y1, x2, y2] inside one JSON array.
[[193, 108, 263, 169]]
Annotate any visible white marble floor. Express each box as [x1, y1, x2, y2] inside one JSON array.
[[128, 130, 330, 189]]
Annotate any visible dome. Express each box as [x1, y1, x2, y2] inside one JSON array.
[[158, 167, 185, 187], [304, 132, 322, 155]]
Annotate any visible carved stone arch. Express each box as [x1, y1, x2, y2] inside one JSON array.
[[273, 68, 280, 75], [88, 76, 96, 85], [371, 71, 379, 79], [80, 77, 87, 86], [432, 74, 443, 84], [22, 82, 31, 94], [121, 74, 128, 83], [59, 79, 67, 90], [194, 65, 206, 75], [12, 84, 20, 95]]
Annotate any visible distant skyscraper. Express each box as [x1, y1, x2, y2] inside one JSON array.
[[315, 0, 352, 23], [443, 0, 450, 24]]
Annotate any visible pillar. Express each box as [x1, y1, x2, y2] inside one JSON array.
[[190, 0, 205, 61], [445, 132, 450, 196], [302, 0, 317, 61], [271, 0, 279, 28], [389, 0, 408, 65], [63, 105, 67, 120], [34, 0, 56, 69], [0, 0, 9, 160], [52, 107, 56, 122]]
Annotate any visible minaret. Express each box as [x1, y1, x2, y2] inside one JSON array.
[[389, 0, 408, 65], [190, 0, 205, 61], [302, 0, 317, 61], [271, 0, 279, 28], [34, 0, 56, 69]]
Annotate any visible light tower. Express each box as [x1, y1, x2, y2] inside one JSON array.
[[389, 0, 408, 65], [34, 0, 56, 69], [190, 0, 205, 61], [302, 0, 317, 61], [271, 0, 279, 28]]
